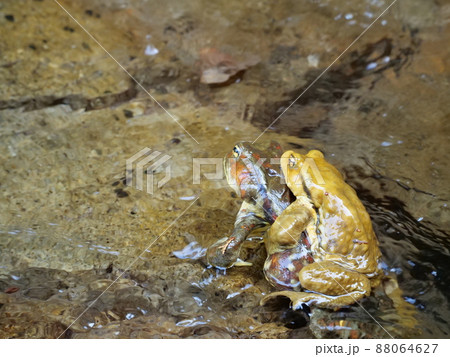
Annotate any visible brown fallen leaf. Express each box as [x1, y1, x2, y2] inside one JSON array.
[[5, 287, 20, 294], [198, 47, 259, 84]]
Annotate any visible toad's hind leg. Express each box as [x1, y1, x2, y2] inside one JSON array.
[[262, 261, 371, 309], [299, 261, 371, 308]]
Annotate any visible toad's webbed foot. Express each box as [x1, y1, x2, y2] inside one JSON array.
[[261, 290, 365, 310], [206, 236, 242, 268]]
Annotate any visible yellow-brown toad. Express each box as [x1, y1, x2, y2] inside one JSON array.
[[262, 150, 382, 309]]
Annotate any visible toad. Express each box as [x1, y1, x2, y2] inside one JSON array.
[[206, 142, 294, 270], [261, 150, 382, 309]]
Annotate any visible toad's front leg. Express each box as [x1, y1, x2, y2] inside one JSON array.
[[262, 261, 371, 309], [265, 197, 316, 254], [206, 201, 267, 268]]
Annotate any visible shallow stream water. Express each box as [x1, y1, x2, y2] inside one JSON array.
[[0, 0, 449, 338]]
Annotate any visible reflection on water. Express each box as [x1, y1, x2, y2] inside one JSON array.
[[0, 0, 448, 338]]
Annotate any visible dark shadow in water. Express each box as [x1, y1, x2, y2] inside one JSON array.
[[344, 165, 450, 337], [252, 35, 419, 138]]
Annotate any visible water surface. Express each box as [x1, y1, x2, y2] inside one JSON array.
[[0, 0, 449, 338]]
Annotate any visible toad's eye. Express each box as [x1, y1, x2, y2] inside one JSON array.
[[289, 154, 296, 168], [232, 146, 241, 157]]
